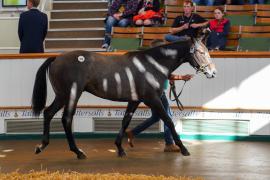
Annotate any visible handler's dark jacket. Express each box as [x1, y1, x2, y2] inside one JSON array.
[[18, 8, 48, 53]]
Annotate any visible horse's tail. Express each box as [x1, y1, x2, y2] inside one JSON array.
[[32, 56, 56, 116]]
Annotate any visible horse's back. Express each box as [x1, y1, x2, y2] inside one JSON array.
[[48, 50, 95, 95]]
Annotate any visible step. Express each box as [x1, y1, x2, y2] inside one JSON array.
[[50, 18, 105, 28], [47, 28, 105, 38], [50, 9, 107, 19], [45, 38, 104, 48], [53, 1, 108, 10]]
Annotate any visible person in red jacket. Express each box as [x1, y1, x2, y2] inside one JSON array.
[[207, 7, 230, 50], [133, 0, 162, 26]]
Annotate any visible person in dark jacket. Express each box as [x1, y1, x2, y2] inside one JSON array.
[[18, 0, 48, 53], [165, 0, 208, 42], [207, 7, 230, 50], [102, 0, 139, 49]]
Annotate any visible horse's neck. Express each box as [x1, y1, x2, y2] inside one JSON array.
[[143, 46, 186, 75]]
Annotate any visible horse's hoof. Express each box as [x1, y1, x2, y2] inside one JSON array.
[[77, 154, 87, 159], [77, 153, 87, 159], [118, 151, 126, 157], [76, 149, 87, 159], [35, 146, 42, 154], [181, 149, 191, 156]]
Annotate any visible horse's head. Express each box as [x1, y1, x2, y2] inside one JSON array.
[[188, 27, 217, 78]]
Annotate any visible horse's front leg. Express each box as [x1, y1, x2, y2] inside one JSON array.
[[115, 101, 140, 157], [144, 98, 190, 156]]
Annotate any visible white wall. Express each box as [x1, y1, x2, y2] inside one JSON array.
[[1, 57, 270, 109], [0, 18, 20, 48]]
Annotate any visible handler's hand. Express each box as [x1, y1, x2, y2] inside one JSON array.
[[181, 74, 194, 81], [170, 74, 194, 81]]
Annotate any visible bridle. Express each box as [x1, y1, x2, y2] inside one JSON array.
[[189, 40, 212, 74]]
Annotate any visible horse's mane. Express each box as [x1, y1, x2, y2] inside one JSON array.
[[125, 38, 192, 58], [149, 38, 192, 51]]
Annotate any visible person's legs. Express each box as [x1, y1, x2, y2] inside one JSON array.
[[160, 92, 174, 145], [143, 19, 152, 26], [127, 92, 166, 147], [127, 92, 179, 152], [161, 93, 180, 152], [135, 19, 143, 26], [103, 16, 118, 47], [165, 34, 187, 42], [117, 18, 130, 27], [205, 0, 214, 5], [131, 104, 161, 137]]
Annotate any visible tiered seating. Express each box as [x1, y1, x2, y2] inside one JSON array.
[[111, 25, 270, 51], [110, 26, 171, 50], [226, 26, 241, 51], [238, 26, 270, 51], [225, 5, 255, 26], [165, 0, 184, 6], [195, 6, 217, 20], [110, 27, 143, 51], [142, 27, 171, 47], [255, 4, 270, 25]]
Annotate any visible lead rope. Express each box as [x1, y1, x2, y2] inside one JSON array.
[[169, 80, 187, 111]]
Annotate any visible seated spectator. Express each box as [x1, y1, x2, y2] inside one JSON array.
[[165, 0, 208, 42], [193, 0, 215, 5], [102, 0, 139, 49], [133, 0, 162, 27], [248, 0, 265, 4], [226, 0, 245, 5], [207, 7, 230, 50], [213, 0, 227, 5]]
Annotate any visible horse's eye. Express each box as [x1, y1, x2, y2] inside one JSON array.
[[197, 50, 204, 54]]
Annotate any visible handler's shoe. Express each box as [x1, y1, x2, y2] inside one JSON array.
[[164, 144, 180, 152], [125, 128, 134, 147]]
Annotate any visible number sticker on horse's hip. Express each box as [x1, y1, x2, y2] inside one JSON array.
[[78, 56, 85, 62]]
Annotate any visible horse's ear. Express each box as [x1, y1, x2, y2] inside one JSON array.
[[202, 27, 211, 45], [195, 26, 211, 45]]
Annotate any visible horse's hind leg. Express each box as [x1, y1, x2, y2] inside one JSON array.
[[115, 101, 140, 157], [61, 104, 86, 159], [35, 97, 64, 154], [60, 84, 87, 159], [144, 98, 190, 156]]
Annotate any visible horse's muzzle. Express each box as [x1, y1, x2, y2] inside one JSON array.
[[205, 69, 217, 78]]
